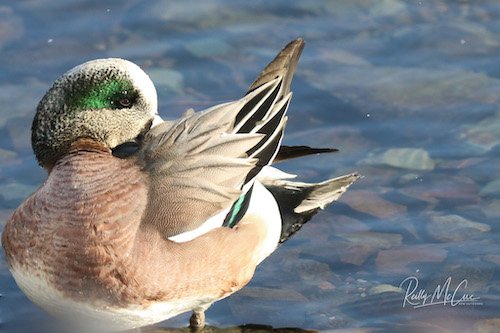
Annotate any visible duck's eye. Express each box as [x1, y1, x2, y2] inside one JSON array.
[[119, 98, 131, 107]]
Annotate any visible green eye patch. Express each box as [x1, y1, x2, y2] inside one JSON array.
[[67, 79, 137, 110]]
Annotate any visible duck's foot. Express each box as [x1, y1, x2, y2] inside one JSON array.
[[189, 309, 205, 330]]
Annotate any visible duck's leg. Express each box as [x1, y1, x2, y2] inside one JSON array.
[[189, 308, 206, 330]]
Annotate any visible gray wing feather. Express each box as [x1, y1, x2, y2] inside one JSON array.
[[139, 39, 304, 237]]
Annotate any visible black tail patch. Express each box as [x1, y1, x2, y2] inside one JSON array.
[[264, 184, 318, 243]]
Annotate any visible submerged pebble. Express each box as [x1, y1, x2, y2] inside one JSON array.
[[375, 244, 447, 275], [362, 148, 435, 171], [426, 214, 491, 242], [473, 318, 500, 333], [146, 68, 184, 93], [480, 179, 500, 197], [341, 190, 407, 219], [185, 37, 231, 58], [0, 182, 36, 202], [462, 112, 500, 153]]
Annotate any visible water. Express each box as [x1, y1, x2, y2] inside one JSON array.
[[0, 1, 499, 332]]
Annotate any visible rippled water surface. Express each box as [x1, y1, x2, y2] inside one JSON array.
[[1, 1, 499, 333]]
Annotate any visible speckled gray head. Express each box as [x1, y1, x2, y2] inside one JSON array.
[[32, 58, 159, 169]]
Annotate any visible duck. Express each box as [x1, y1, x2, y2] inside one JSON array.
[[1, 38, 359, 331]]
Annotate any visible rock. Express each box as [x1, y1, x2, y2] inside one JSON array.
[[473, 318, 500, 333], [302, 64, 500, 130], [337, 231, 402, 266], [228, 287, 308, 327], [234, 286, 307, 302], [146, 68, 184, 93], [368, 284, 403, 295], [362, 148, 435, 171], [318, 49, 371, 66], [431, 259, 495, 292], [426, 214, 491, 242], [338, 231, 402, 249], [297, 0, 406, 18], [0, 6, 24, 49], [0, 148, 17, 162], [0, 182, 36, 202], [400, 174, 479, 205], [482, 199, 500, 218], [185, 37, 231, 58], [483, 255, 500, 266], [0, 82, 46, 127], [375, 244, 447, 276], [339, 244, 376, 266], [341, 190, 407, 219], [283, 258, 333, 285], [320, 329, 376, 333], [480, 179, 500, 197], [462, 112, 500, 153]]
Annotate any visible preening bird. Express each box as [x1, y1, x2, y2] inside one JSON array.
[[2, 38, 359, 330]]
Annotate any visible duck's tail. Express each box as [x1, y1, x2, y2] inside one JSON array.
[[262, 172, 360, 243]]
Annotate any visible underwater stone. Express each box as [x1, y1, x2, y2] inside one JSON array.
[[368, 284, 403, 295], [480, 179, 500, 197], [185, 37, 230, 58], [146, 68, 184, 93], [363, 148, 435, 170], [427, 214, 491, 242]]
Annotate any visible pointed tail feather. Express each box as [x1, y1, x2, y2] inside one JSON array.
[[246, 38, 305, 96], [274, 145, 339, 162], [263, 173, 360, 243]]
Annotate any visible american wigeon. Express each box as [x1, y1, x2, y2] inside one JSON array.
[[1, 38, 359, 330]]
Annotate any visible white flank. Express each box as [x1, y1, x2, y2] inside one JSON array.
[[10, 266, 206, 331], [243, 181, 282, 263]]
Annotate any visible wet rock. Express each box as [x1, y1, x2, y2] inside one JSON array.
[[462, 112, 500, 153], [473, 318, 500, 333], [338, 244, 376, 266], [283, 258, 333, 285], [0, 6, 24, 49], [341, 190, 407, 219], [317, 329, 376, 333], [362, 148, 435, 171], [368, 283, 402, 295], [431, 259, 495, 292], [228, 287, 308, 327], [318, 49, 371, 66], [0, 82, 45, 127], [480, 179, 500, 197], [483, 255, 500, 266], [297, 0, 406, 18], [0, 148, 17, 162], [337, 231, 402, 265], [0, 182, 36, 202], [5, 115, 32, 152], [375, 244, 447, 276], [400, 174, 480, 205], [234, 287, 307, 302], [107, 35, 172, 59], [482, 199, 500, 218], [185, 37, 231, 58], [302, 65, 500, 117], [338, 231, 402, 249], [146, 68, 184, 93], [426, 214, 491, 242]]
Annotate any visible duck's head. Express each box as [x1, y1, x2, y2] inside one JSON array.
[[32, 58, 158, 170]]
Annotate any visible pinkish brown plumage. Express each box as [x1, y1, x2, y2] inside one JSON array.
[[1, 39, 359, 330]]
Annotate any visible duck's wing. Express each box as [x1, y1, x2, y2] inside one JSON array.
[[138, 39, 304, 238]]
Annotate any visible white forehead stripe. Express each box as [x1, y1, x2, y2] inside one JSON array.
[[64, 58, 158, 116]]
